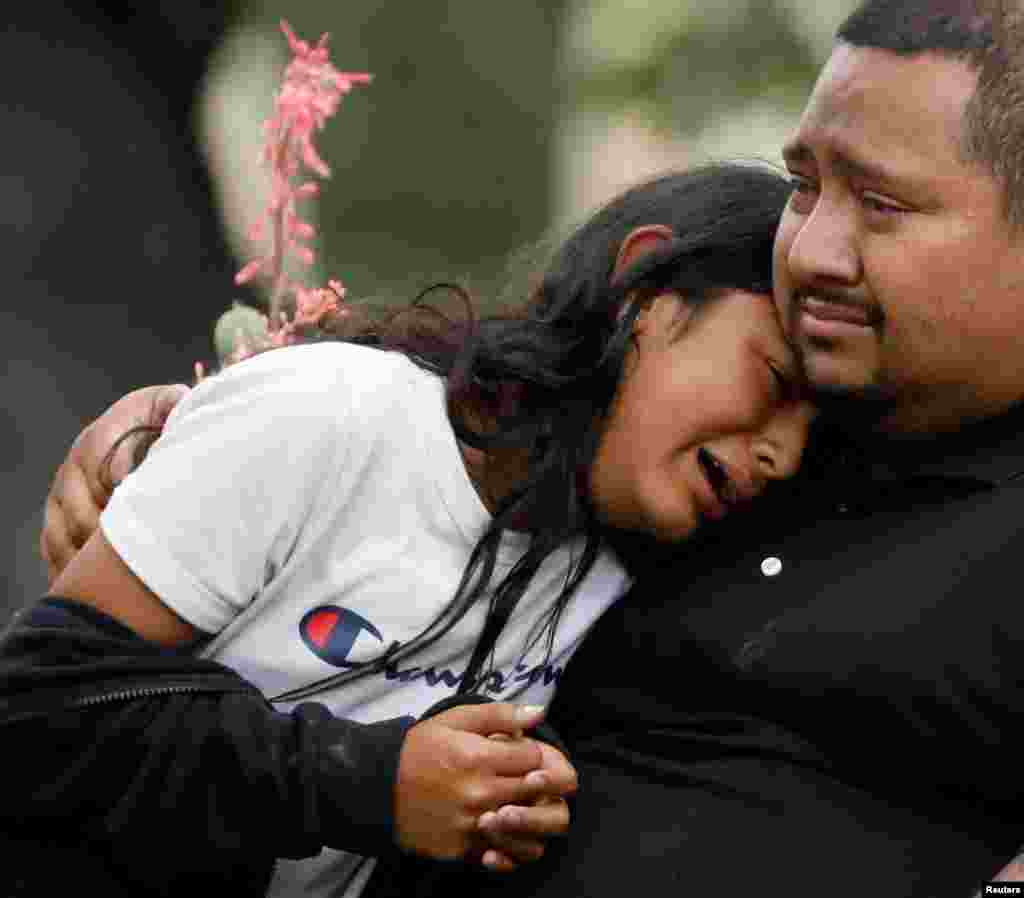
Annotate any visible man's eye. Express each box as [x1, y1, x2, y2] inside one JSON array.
[[861, 192, 907, 216]]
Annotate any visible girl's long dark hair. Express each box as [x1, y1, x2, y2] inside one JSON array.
[[112, 161, 793, 702]]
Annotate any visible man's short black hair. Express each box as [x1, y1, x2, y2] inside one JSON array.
[[838, 0, 993, 59]]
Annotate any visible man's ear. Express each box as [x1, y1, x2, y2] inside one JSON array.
[[613, 224, 674, 282]]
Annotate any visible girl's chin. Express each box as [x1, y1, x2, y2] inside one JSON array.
[[591, 481, 699, 543], [646, 513, 700, 544]]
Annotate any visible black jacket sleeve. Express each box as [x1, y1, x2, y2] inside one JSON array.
[[0, 597, 413, 894]]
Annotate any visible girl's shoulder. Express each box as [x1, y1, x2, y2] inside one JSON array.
[[227, 340, 425, 384], [187, 342, 440, 415]]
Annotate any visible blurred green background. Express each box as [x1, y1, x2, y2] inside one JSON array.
[[1, 0, 859, 616], [202, 0, 859, 316]]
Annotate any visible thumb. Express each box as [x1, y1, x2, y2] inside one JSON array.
[[148, 383, 190, 427], [434, 701, 546, 737]]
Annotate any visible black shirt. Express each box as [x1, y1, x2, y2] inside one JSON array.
[[478, 408, 1024, 897]]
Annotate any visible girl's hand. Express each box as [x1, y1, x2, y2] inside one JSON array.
[[394, 702, 574, 868], [476, 738, 575, 870], [40, 384, 188, 583]]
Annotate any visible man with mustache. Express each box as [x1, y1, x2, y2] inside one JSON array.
[[30, 1, 1024, 894], [495, 1, 1024, 894]]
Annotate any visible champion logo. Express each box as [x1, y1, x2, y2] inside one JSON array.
[[299, 605, 384, 667]]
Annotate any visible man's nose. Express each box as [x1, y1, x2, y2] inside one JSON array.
[[785, 195, 861, 289]]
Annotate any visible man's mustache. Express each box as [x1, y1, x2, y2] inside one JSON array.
[[790, 291, 885, 328]]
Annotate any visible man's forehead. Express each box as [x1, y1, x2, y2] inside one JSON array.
[[810, 45, 972, 117], [784, 44, 976, 172]]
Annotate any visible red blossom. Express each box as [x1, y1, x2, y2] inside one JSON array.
[[233, 19, 370, 335]]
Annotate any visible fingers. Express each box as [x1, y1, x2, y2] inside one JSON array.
[[479, 849, 520, 874], [394, 711, 554, 860], [434, 701, 546, 738], [479, 799, 570, 840], [40, 439, 109, 583], [480, 832, 544, 865], [41, 456, 103, 585], [59, 457, 104, 548], [481, 740, 576, 801], [149, 384, 190, 427], [39, 383, 190, 582], [475, 800, 571, 870], [472, 734, 550, 779], [393, 703, 573, 863], [41, 493, 72, 584], [535, 741, 578, 797], [481, 766, 574, 810], [90, 384, 190, 486]]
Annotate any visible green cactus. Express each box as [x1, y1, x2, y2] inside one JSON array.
[[213, 302, 271, 365]]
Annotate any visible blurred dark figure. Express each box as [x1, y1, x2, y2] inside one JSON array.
[[1, 3, 238, 621]]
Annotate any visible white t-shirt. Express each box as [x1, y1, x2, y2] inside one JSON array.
[[100, 341, 630, 897]]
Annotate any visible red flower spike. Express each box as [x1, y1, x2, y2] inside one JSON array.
[[232, 19, 370, 333]]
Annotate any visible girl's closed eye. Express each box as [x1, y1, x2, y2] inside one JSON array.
[[767, 363, 796, 402]]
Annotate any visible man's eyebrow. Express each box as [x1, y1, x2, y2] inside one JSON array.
[[782, 140, 901, 186]]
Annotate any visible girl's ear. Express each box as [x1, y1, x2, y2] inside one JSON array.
[[613, 224, 674, 282], [632, 293, 689, 340]]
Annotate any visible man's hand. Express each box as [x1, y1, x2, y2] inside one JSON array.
[[394, 702, 575, 870], [40, 384, 189, 584]]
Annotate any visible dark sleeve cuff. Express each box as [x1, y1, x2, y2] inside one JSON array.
[[1, 599, 415, 868], [300, 703, 415, 857]]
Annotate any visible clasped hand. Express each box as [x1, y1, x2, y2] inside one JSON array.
[[396, 701, 576, 872]]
